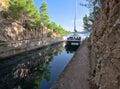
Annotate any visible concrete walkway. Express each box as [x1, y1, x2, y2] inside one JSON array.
[[51, 40, 90, 89]]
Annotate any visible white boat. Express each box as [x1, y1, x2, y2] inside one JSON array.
[[66, 33, 81, 45], [66, 0, 81, 45]]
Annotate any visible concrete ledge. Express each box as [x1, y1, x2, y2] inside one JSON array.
[[51, 40, 90, 89], [0, 37, 63, 59]]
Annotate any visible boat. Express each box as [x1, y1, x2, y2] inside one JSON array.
[[66, 0, 81, 45], [66, 33, 81, 45]]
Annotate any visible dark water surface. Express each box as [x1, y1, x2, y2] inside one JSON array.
[[0, 42, 80, 89]]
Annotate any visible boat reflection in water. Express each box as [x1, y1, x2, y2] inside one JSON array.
[[0, 43, 64, 89], [65, 44, 80, 53]]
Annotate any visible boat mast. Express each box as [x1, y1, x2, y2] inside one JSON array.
[[74, 0, 77, 32]]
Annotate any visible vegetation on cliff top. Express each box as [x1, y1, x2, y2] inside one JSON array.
[[5, 0, 70, 35], [82, 0, 105, 31]]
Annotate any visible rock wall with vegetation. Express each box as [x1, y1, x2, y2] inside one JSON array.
[[90, 0, 120, 89], [0, 16, 63, 59], [0, 0, 68, 59]]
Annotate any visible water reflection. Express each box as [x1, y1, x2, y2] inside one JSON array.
[[0, 43, 63, 89], [65, 44, 80, 53]]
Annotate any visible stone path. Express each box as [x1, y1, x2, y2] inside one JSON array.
[[51, 40, 90, 89]]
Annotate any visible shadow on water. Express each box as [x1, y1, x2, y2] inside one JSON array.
[[0, 42, 79, 89], [0, 43, 64, 89], [65, 44, 80, 53]]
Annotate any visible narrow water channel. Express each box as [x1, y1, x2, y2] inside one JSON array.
[[0, 42, 80, 89]]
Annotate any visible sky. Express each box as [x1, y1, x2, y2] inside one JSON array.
[[34, 0, 89, 32]]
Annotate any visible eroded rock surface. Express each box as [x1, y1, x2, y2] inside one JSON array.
[[90, 0, 120, 89]]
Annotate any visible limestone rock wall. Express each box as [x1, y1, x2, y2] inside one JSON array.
[[90, 0, 120, 89], [0, 18, 46, 42], [0, 15, 63, 59]]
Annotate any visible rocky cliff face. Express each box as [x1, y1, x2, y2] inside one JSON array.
[[0, 10, 62, 59], [90, 0, 120, 89], [0, 15, 61, 42], [0, 18, 42, 42]]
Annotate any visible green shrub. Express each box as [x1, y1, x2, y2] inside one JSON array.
[[47, 31, 52, 37]]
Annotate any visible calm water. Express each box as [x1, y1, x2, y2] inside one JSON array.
[[0, 42, 80, 89]]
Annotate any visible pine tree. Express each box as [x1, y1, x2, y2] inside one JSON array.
[[83, 14, 92, 31], [40, 1, 50, 26], [26, 0, 40, 28], [8, 0, 40, 28], [8, 0, 69, 34], [8, 0, 26, 19], [82, 0, 105, 31]]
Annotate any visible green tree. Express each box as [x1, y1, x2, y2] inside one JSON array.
[[8, 0, 26, 19], [26, 0, 40, 28], [40, 1, 50, 26], [81, 0, 105, 31], [47, 21, 70, 35], [8, 0, 69, 35], [83, 14, 92, 31], [47, 22, 57, 30], [8, 0, 40, 28]]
